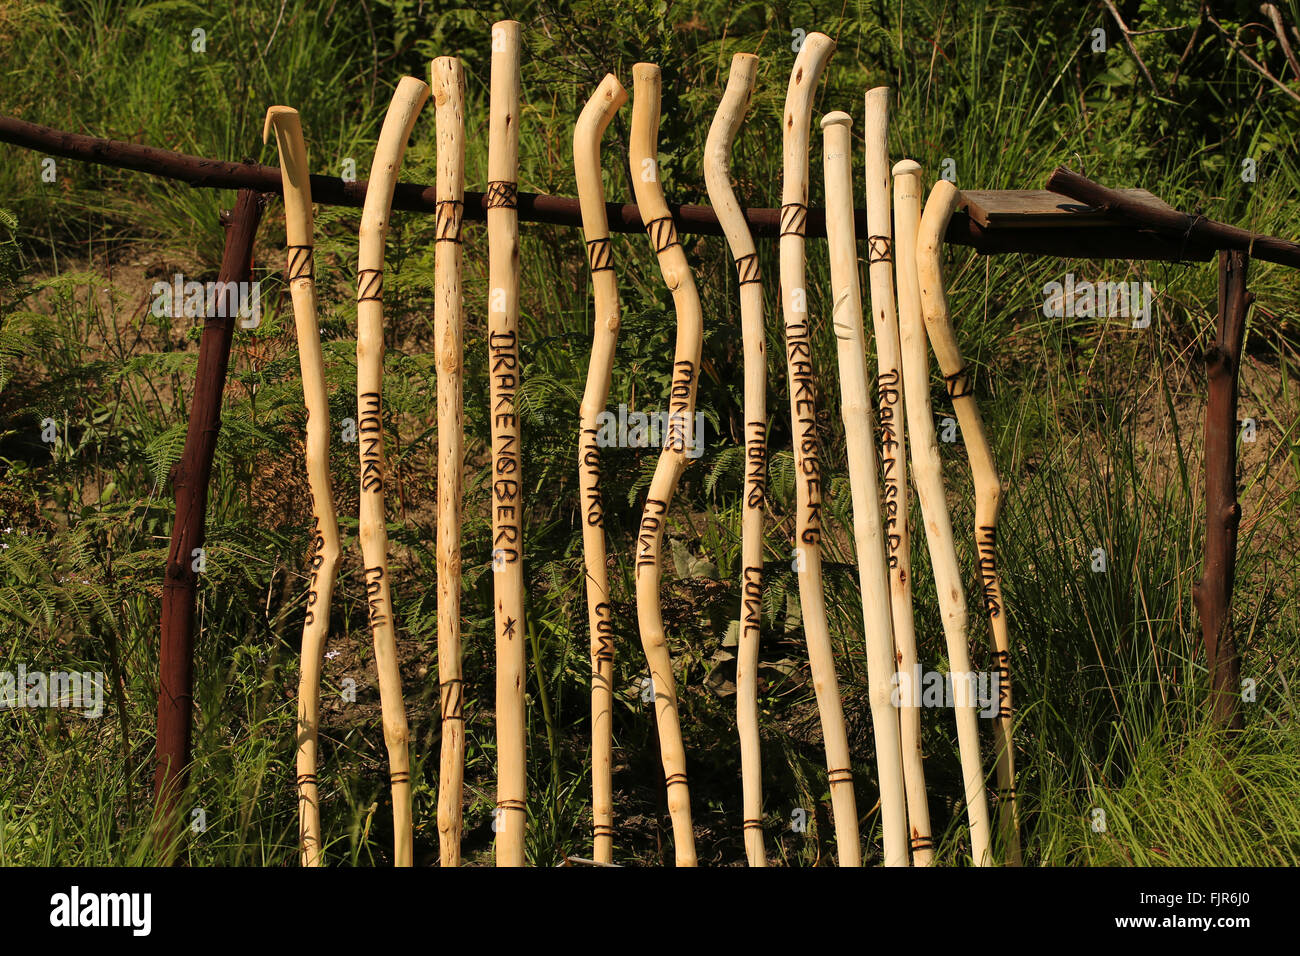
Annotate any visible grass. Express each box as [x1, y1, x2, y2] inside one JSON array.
[[0, 0, 1298, 866]]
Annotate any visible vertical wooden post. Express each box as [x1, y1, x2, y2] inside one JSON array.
[[155, 188, 266, 854], [1192, 249, 1250, 733]]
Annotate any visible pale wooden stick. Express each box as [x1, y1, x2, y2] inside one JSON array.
[[916, 179, 1020, 865], [574, 72, 627, 866], [703, 51, 767, 868], [356, 76, 429, 867], [629, 62, 698, 867], [264, 106, 341, 868], [779, 32, 861, 867], [892, 160, 992, 866], [432, 56, 467, 868], [487, 19, 527, 869], [862, 86, 934, 864], [820, 111, 909, 867]]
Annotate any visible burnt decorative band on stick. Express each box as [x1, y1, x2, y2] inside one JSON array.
[[917, 178, 1020, 865], [733, 251, 761, 285], [487, 19, 528, 869], [867, 234, 892, 264], [432, 54, 468, 868], [586, 237, 614, 272], [645, 214, 679, 253], [778, 32, 861, 867], [357, 268, 383, 303], [821, 110, 909, 867], [944, 365, 974, 399], [629, 61, 699, 867], [780, 201, 808, 237], [575, 72, 628, 866], [485, 178, 519, 208], [705, 51, 768, 867], [354, 76, 429, 868], [286, 244, 314, 282], [265, 106, 343, 868], [893, 159, 992, 866], [864, 87, 933, 864]]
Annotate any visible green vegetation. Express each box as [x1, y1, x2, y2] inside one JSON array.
[[1, 0, 1298, 866]]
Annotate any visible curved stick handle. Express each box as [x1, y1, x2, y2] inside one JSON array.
[[355, 75, 429, 868], [862, 87, 934, 865], [893, 160, 992, 866], [431, 55, 467, 868], [821, 111, 909, 867], [265, 106, 341, 868], [487, 20, 527, 869], [628, 61, 699, 867], [779, 34, 861, 867], [704, 52, 769, 868], [916, 179, 1019, 865], [575, 71, 626, 866]]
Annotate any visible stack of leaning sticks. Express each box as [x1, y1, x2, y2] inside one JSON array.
[[261, 22, 1018, 867]]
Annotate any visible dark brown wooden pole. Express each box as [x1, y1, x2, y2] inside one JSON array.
[[0, 115, 1239, 259], [154, 188, 267, 854], [1047, 166, 1300, 269], [1192, 249, 1250, 733]]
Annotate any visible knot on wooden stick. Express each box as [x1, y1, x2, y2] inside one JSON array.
[[436, 199, 464, 243]]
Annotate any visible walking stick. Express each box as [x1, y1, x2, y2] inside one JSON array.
[[432, 55, 467, 867], [629, 62, 698, 867], [356, 76, 429, 867], [779, 33, 861, 867], [862, 87, 933, 864], [486, 20, 527, 869], [820, 111, 909, 866], [703, 51, 768, 868], [264, 106, 342, 867], [574, 72, 628, 865], [916, 179, 1020, 865], [892, 160, 992, 866]]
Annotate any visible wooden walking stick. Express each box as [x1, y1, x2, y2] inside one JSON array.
[[432, 55, 467, 867], [265, 106, 342, 867], [820, 111, 909, 867], [779, 33, 861, 867], [574, 72, 628, 866], [629, 62, 698, 867], [917, 179, 1020, 865], [862, 87, 934, 864], [892, 160, 992, 866], [356, 76, 428, 868], [486, 19, 527, 869], [703, 51, 768, 868]]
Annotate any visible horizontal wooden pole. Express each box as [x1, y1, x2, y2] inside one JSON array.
[[0, 113, 1254, 261], [1048, 166, 1300, 269]]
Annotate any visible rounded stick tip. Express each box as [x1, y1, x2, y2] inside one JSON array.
[[262, 105, 298, 143], [893, 158, 922, 176], [821, 110, 852, 129], [930, 178, 960, 202], [598, 72, 628, 106]]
